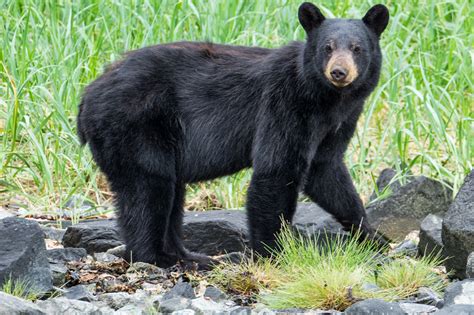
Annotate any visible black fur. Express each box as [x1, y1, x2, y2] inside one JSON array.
[[78, 3, 390, 267]]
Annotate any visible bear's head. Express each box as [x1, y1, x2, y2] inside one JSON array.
[[299, 3, 389, 91]]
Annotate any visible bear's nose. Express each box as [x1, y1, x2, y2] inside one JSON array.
[[330, 67, 348, 82]]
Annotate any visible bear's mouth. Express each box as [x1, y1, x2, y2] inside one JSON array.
[[324, 51, 359, 88]]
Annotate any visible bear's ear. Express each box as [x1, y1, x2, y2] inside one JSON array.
[[362, 4, 389, 37], [298, 2, 325, 34]]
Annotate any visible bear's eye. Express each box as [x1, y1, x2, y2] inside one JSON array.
[[352, 45, 361, 54], [325, 44, 333, 53]]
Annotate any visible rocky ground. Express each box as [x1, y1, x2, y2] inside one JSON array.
[[0, 169, 473, 314]]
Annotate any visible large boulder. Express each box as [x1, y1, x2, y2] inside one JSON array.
[[62, 203, 342, 256], [442, 170, 474, 279], [0, 217, 53, 293], [367, 169, 452, 240], [434, 304, 474, 314], [0, 292, 45, 315], [419, 214, 444, 256]]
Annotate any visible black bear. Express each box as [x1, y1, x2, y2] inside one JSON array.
[[77, 3, 390, 268]]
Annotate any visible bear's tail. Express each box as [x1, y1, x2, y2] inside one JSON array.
[[77, 99, 87, 145]]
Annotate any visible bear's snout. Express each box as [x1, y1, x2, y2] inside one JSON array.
[[324, 51, 359, 88]]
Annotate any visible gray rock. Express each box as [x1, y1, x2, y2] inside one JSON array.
[[64, 194, 95, 210], [399, 302, 438, 314], [467, 253, 474, 278], [204, 286, 227, 301], [93, 252, 119, 262], [190, 297, 223, 314], [0, 292, 45, 315], [47, 247, 87, 264], [228, 306, 252, 315], [106, 245, 127, 259], [97, 292, 132, 310], [163, 282, 196, 300], [159, 297, 191, 313], [41, 226, 66, 241], [171, 310, 196, 315], [391, 239, 418, 257], [36, 297, 114, 315], [0, 217, 53, 293], [367, 174, 452, 241], [433, 304, 474, 314], [50, 263, 68, 286], [345, 299, 405, 314], [444, 279, 474, 306], [417, 287, 444, 308], [62, 219, 123, 254], [182, 210, 248, 255], [419, 214, 444, 256], [292, 203, 346, 242], [369, 168, 402, 202], [64, 284, 97, 302], [114, 304, 148, 315], [442, 170, 474, 279], [0, 208, 14, 220], [361, 283, 380, 292]]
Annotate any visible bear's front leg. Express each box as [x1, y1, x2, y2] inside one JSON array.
[[246, 170, 300, 256]]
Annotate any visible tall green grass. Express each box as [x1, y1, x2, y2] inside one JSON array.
[[1, 0, 472, 213]]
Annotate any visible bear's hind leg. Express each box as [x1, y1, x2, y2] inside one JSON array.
[[113, 169, 178, 267], [166, 182, 216, 270]]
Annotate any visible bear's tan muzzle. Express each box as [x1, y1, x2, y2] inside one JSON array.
[[324, 51, 359, 87]]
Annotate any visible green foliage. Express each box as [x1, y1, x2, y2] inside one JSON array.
[[1, 277, 40, 301], [1, 0, 472, 212], [208, 225, 448, 311]]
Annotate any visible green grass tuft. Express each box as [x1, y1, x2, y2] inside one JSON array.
[[209, 225, 448, 311], [1, 277, 40, 301]]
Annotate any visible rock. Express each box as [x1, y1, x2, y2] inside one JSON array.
[[345, 299, 405, 314], [442, 170, 474, 279], [417, 287, 444, 308], [114, 304, 148, 315], [367, 174, 452, 240], [190, 297, 223, 314], [93, 252, 119, 262], [204, 286, 227, 301], [399, 302, 438, 314], [171, 310, 196, 315], [0, 292, 45, 315], [36, 297, 114, 315], [62, 219, 123, 254], [50, 263, 68, 286], [444, 279, 474, 306], [433, 304, 474, 314], [228, 306, 252, 315], [64, 284, 97, 302], [47, 247, 87, 264], [106, 245, 127, 259], [41, 226, 66, 241], [419, 214, 444, 256], [0, 217, 53, 293], [0, 208, 14, 219], [361, 283, 380, 292], [215, 252, 247, 264], [292, 203, 346, 242], [391, 239, 418, 257], [467, 253, 474, 278], [369, 168, 401, 201], [64, 194, 95, 210], [159, 297, 191, 313], [182, 210, 248, 255], [98, 292, 133, 310], [163, 282, 196, 300]]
